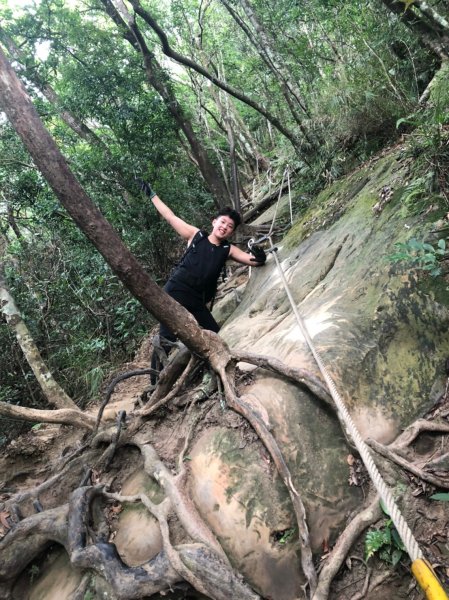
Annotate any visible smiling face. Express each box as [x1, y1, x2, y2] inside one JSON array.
[[211, 215, 236, 241]]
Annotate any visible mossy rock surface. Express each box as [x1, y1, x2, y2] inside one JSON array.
[[216, 147, 449, 574]]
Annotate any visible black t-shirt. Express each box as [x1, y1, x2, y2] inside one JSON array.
[[167, 230, 231, 302]]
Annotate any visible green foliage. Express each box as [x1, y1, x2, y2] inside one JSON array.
[[28, 564, 40, 583], [430, 492, 449, 501], [398, 172, 441, 216], [365, 519, 406, 566], [388, 237, 447, 277], [277, 527, 296, 545]]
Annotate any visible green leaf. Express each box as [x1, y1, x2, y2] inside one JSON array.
[[407, 238, 420, 250], [365, 529, 388, 559], [396, 116, 414, 128], [391, 548, 403, 567], [430, 492, 449, 501], [438, 238, 446, 250], [379, 499, 390, 516], [391, 528, 405, 551]]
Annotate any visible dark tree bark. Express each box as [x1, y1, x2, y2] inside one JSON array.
[[380, 0, 449, 60], [100, 0, 229, 209]]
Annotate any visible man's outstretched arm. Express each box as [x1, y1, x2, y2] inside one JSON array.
[[229, 244, 266, 266], [140, 181, 197, 242]]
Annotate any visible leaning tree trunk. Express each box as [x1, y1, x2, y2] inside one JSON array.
[[0, 43, 228, 370], [0, 250, 77, 410]]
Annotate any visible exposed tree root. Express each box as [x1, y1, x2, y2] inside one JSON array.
[[105, 490, 223, 600], [231, 349, 355, 447], [312, 495, 381, 600], [0, 486, 260, 600], [232, 349, 332, 405], [96, 368, 156, 429], [348, 556, 372, 600], [141, 352, 199, 416], [0, 401, 94, 430], [368, 438, 449, 488], [103, 410, 127, 470], [2, 447, 96, 515], [132, 433, 229, 564], [144, 346, 192, 405], [390, 418, 449, 451], [216, 361, 318, 594]]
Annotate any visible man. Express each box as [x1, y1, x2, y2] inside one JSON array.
[[141, 182, 266, 377]]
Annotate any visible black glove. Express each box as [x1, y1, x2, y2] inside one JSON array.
[[136, 179, 156, 199], [250, 245, 266, 265]]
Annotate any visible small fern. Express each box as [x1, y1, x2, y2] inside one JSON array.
[[365, 519, 405, 566]]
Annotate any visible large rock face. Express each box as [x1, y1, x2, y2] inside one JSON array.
[[24, 150, 448, 600], [188, 149, 449, 596], [222, 151, 449, 438]]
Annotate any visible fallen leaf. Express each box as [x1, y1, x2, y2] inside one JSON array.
[[0, 511, 11, 529]]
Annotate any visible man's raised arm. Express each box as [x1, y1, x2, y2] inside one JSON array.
[[140, 181, 198, 242]]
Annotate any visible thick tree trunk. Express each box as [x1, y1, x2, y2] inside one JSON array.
[[0, 44, 228, 370], [0, 262, 77, 410]]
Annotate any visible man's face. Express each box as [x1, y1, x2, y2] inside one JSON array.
[[212, 215, 235, 240]]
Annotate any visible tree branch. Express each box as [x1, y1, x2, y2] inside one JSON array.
[[128, 0, 306, 151]]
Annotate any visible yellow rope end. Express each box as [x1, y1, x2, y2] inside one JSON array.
[[412, 559, 449, 600]]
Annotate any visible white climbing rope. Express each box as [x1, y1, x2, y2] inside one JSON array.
[[248, 177, 423, 561], [287, 167, 293, 226], [267, 236, 423, 562]]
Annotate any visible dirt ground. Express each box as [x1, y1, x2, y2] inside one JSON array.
[[1, 341, 449, 599]]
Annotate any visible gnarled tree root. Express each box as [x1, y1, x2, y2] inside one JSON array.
[[217, 363, 318, 594], [312, 495, 381, 600], [390, 418, 449, 451], [95, 368, 156, 429], [0, 486, 260, 600], [232, 350, 355, 448], [368, 438, 449, 488], [0, 401, 94, 430]]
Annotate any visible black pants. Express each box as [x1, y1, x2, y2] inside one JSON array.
[[159, 281, 219, 341], [150, 283, 219, 383]]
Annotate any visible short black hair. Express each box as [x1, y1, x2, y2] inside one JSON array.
[[216, 206, 242, 229]]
